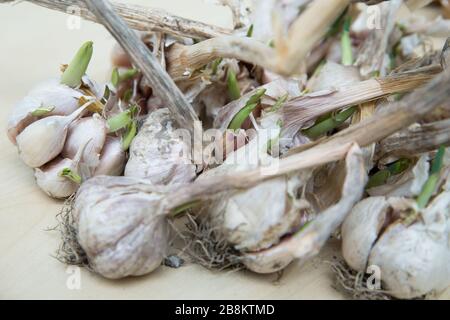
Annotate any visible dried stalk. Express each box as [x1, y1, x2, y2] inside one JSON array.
[[21, 0, 232, 39], [276, 0, 350, 75], [282, 65, 441, 132], [376, 118, 450, 159], [84, 0, 199, 132], [167, 37, 276, 81]]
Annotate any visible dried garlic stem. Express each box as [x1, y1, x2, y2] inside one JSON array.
[[23, 0, 231, 39], [167, 37, 276, 81], [283, 66, 441, 131], [287, 69, 450, 156], [85, 0, 199, 132], [276, 0, 350, 75]]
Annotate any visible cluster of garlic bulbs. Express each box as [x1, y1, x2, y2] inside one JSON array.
[[7, 42, 126, 198], [5, 0, 450, 301]]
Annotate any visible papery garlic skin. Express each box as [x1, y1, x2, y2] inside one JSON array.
[[15, 103, 88, 168], [341, 197, 389, 272], [74, 176, 170, 279], [35, 157, 79, 199], [7, 79, 82, 144], [125, 108, 196, 185], [94, 136, 126, 176], [307, 61, 361, 92], [62, 115, 107, 160]]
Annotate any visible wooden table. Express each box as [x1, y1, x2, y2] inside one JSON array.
[[0, 0, 448, 300]]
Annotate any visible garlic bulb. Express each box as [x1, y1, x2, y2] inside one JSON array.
[[7, 78, 83, 144], [62, 114, 107, 159], [124, 108, 196, 184], [73, 176, 170, 279], [198, 133, 312, 252], [368, 192, 450, 299], [241, 144, 367, 273], [15, 101, 92, 168], [367, 154, 430, 198], [341, 192, 450, 299], [94, 136, 126, 176], [307, 61, 361, 92]]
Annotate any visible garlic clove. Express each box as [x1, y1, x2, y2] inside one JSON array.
[[62, 114, 107, 160], [124, 108, 196, 185], [341, 197, 390, 272], [94, 136, 126, 176], [7, 78, 83, 144], [35, 157, 80, 199], [16, 101, 92, 168], [74, 176, 170, 279]]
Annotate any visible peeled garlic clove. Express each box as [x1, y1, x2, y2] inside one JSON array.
[[16, 101, 91, 168], [7, 78, 83, 144], [124, 108, 196, 184], [341, 197, 390, 272], [74, 176, 170, 279], [94, 136, 126, 176], [240, 144, 367, 273], [35, 157, 80, 199], [62, 114, 107, 160]]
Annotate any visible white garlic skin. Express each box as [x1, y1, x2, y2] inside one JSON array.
[[7, 79, 82, 144], [62, 115, 107, 160], [15, 103, 88, 168], [34, 157, 79, 199], [74, 176, 170, 279], [125, 108, 196, 185], [368, 221, 450, 299], [341, 197, 390, 272]]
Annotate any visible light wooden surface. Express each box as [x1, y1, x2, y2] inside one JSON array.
[[0, 1, 448, 300]]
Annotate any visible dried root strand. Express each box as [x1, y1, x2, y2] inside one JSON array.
[[180, 214, 243, 271], [50, 195, 92, 270], [330, 259, 433, 300]]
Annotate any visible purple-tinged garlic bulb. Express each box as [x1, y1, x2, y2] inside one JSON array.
[[124, 108, 196, 184]]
